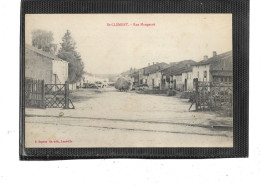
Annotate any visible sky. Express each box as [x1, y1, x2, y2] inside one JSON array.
[[25, 14, 232, 74]]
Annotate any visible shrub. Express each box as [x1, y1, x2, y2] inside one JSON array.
[[167, 90, 176, 96]]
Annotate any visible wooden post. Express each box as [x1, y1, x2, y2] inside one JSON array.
[[195, 78, 199, 111], [41, 80, 45, 108], [64, 81, 69, 109]]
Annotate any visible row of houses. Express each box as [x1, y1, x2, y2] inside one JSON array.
[[123, 50, 233, 91]]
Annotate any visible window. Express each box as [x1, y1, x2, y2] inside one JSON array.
[[203, 71, 207, 79]]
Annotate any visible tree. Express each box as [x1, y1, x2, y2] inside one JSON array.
[[31, 29, 57, 54], [58, 30, 84, 83]]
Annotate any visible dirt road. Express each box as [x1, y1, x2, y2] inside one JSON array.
[[25, 87, 233, 147]]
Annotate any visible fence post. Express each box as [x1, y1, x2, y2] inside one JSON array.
[[64, 81, 69, 109], [195, 78, 199, 111], [41, 80, 45, 108]]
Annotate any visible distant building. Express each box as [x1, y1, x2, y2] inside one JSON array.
[[192, 51, 233, 84], [171, 67, 191, 91], [181, 68, 193, 91], [140, 62, 169, 87], [130, 71, 139, 87], [160, 60, 196, 90], [25, 44, 69, 84]]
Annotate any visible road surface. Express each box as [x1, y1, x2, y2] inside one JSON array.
[[25, 87, 233, 147]]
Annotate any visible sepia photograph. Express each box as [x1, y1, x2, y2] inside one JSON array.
[[24, 14, 233, 148]]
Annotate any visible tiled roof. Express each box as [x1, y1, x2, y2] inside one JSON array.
[[143, 62, 169, 75], [192, 51, 232, 66], [130, 71, 139, 78], [25, 44, 68, 62], [164, 66, 188, 76], [161, 60, 196, 76]]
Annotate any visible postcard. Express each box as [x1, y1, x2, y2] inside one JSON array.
[[23, 13, 234, 149]]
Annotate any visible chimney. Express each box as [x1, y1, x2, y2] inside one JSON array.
[[213, 51, 217, 57], [156, 62, 159, 64], [148, 63, 150, 66], [203, 55, 208, 61], [153, 62, 155, 65]]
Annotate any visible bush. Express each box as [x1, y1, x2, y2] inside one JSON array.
[[167, 90, 176, 96], [114, 77, 131, 91]]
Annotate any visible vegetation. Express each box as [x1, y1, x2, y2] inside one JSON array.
[[31, 29, 85, 83], [57, 30, 84, 83], [114, 77, 131, 91], [31, 29, 57, 54]]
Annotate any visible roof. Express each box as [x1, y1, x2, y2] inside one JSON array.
[[130, 71, 139, 78], [211, 71, 233, 77], [25, 44, 68, 62], [192, 51, 232, 66], [160, 65, 178, 74], [143, 62, 169, 75], [170, 60, 197, 68], [164, 66, 190, 76], [161, 60, 196, 76]]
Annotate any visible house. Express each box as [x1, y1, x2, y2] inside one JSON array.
[[181, 68, 193, 91], [25, 44, 69, 84], [147, 68, 163, 89], [140, 62, 169, 88], [192, 51, 233, 84], [160, 60, 196, 90], [130, 71, 139, 88], [159, 65, 178, 90], [171, 67, 190, 91]]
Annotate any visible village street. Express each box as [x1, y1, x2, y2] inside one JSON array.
[[25, 87, 233, 147]]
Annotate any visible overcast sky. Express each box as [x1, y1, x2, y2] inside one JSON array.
[[25, 14, 232, 74]]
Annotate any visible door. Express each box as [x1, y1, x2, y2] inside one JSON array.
[[184, 79, 187, 91]]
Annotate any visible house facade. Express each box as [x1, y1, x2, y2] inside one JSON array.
[[181, 70, 193, 91], [135, 62, 169, 88], [25, 44, 69, 84], [147, 71, 162, 89], [191, 51, 233, 84], [172, 73, 184, 91]]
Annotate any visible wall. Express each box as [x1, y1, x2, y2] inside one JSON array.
[[192, 64, 211, 82], [52, 60, 68, 84], [147, 72, 162, 89], [182, 72, 194, 91], [161, 75, 170, 89], [173, 75, 183, 91], [25, 48, 53, 83]]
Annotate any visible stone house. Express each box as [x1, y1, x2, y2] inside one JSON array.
[[139, 62, 169, 87], [147, 69, 162, 89], [25, 44, 69, 84], [181, 68, 193, 91], [160, 65, 177, 90], [171, 67, 187, 91], [160, 60, 196, 90], [191, 51, 233, 84]]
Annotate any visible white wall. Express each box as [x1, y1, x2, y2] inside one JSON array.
[[182, 72, 193, 91], [172, 75, 183, 91], [52, 60, 69, 84], [192, 64, 211, 82], [148, 72, 161, 88]]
